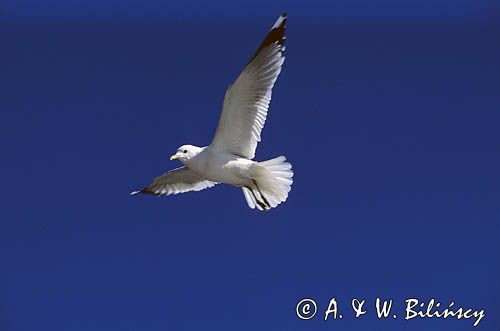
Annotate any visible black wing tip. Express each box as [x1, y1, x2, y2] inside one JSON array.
[[270, 13, 287, 46], [246, 12, 287, 65], [272, 12, 287, 31], [277, 12, 288, 25], [130, 188, 161, 196], [131, 188, 147, 196]]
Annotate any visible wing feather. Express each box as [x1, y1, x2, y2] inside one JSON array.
[[131, 167, 217, 196], [210, 13, 287, 159]]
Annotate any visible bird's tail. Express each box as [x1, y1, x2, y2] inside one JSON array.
[[242, 156, 293, 211]]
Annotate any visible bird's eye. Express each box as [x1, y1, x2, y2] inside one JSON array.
[[183, 150, 187, 153]]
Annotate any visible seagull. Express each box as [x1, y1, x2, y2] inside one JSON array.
[[131, 13, 293, 211]]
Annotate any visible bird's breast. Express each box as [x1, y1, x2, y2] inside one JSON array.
[[187, 150, 253, 186]]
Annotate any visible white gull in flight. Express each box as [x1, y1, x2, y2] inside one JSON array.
[[132, 13, 293, 211]]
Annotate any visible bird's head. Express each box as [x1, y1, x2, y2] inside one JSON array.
[[170, 145, 201, 163]]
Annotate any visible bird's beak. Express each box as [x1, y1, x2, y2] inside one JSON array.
[[170, 154, 179, 161]]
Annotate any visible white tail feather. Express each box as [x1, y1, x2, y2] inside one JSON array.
[[241, 156, 293, 211]]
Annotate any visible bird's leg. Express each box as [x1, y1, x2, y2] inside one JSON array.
[[246, 185, 269, 211], [252, 179, 270, 209]]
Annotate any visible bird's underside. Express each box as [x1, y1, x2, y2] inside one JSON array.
[[131, 13, 293, 211]]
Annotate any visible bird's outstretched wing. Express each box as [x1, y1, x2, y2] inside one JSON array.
[[210, 13, 287, 160], [131, 167, 217, 196]]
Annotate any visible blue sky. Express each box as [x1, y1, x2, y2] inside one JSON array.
[[1, 0, 498, 22], [1, 1, 499, 330]]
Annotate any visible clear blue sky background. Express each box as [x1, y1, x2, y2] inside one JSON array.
[[1, 1, 499, 330]]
